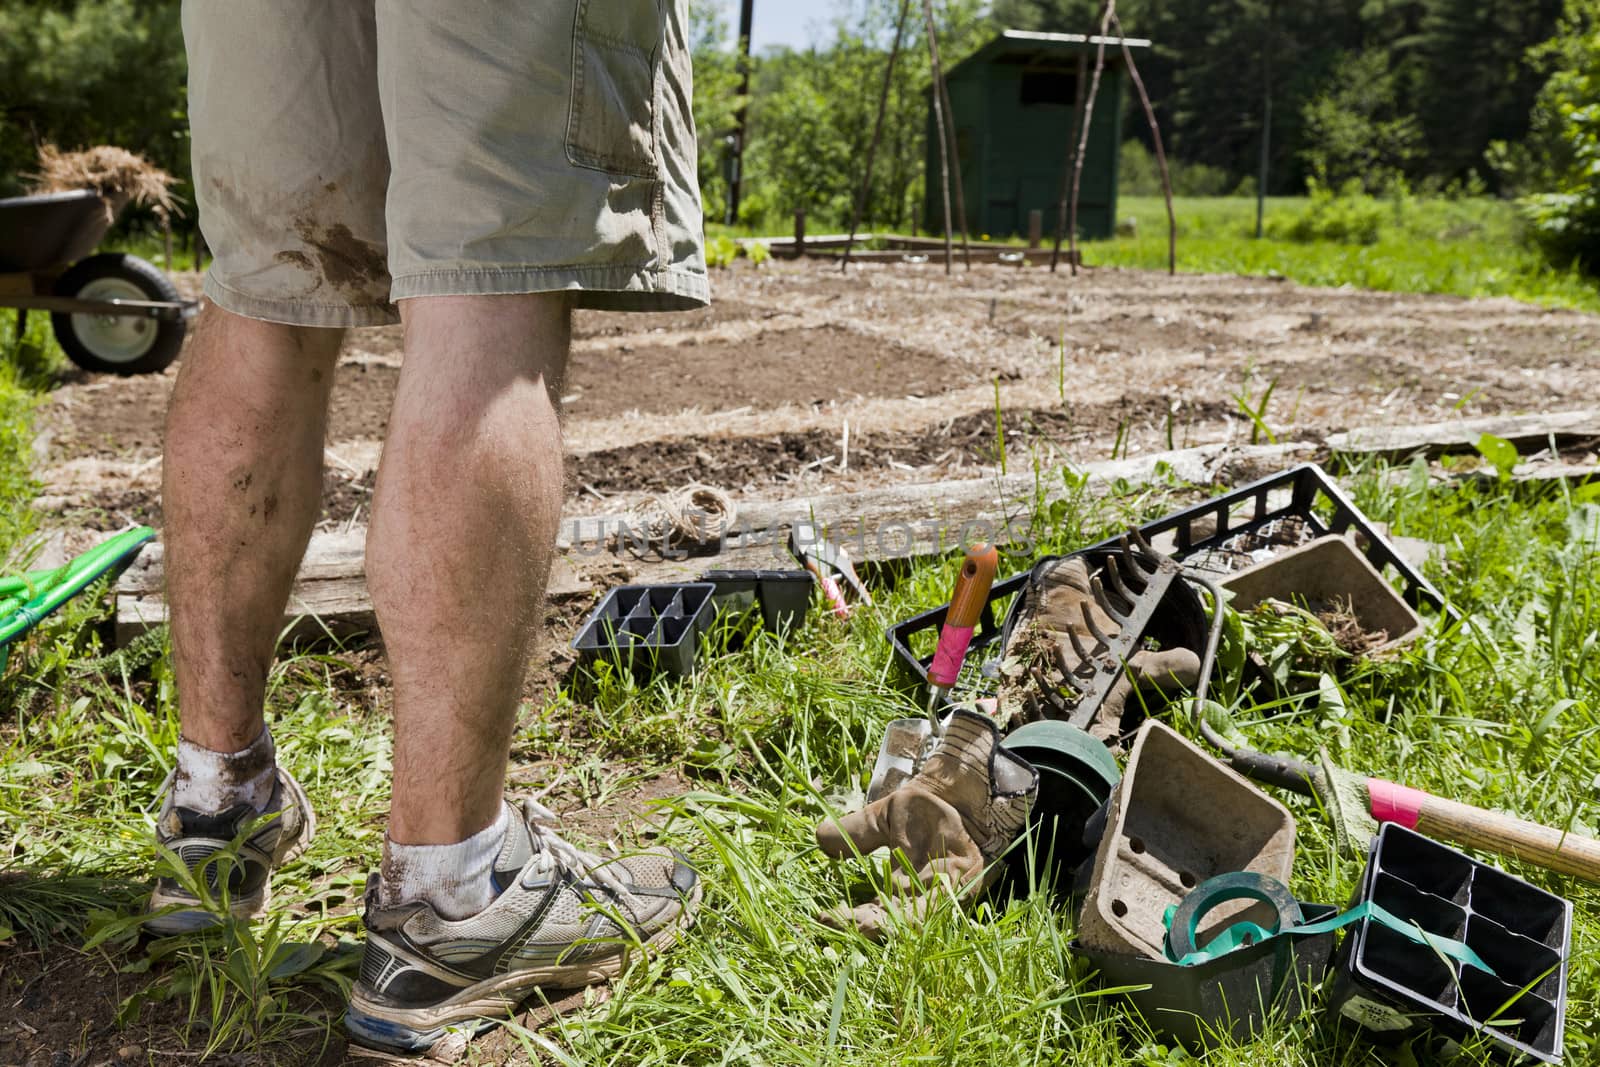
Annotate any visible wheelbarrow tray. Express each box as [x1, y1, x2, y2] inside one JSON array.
[[0, 190, 115, 274]]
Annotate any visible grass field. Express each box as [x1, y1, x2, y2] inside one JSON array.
[[1093, 195, 1600, 313], [712, 194, 1600, 313], [3, 234, 1598, 1062], [2, 366, 1597, 1063]]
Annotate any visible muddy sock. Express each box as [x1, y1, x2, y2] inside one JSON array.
[[172, 726, 276, 814], [379, 805, 508, 921]]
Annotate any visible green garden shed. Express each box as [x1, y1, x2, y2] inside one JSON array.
[[924, 30, 1150, 240]]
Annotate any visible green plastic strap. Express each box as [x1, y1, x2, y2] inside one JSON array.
[[1165, 896, 1496, 977]]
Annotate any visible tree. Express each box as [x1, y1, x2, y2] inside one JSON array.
[[738, 0, 988, 230], [1299, 50, 1423, 191], [688, 0, 746, 224]]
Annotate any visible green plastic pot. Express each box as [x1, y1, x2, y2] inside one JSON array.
[[1001, 719, 1122, 888]]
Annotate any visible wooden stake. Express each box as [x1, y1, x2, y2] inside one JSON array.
[[1111, 12, 1175, 275], [922, 0, 955, 274], [924, 1, 971, 271], [1067, 2, 1115, 278], [1050, 52, 1089, 273], [843, 0, 913, 271]]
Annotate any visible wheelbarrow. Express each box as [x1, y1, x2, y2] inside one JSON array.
[[0, 189, 195, 375]]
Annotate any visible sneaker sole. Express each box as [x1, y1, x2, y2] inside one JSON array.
[[344, 880, 702, 1054], [143, 772, 318, 936]]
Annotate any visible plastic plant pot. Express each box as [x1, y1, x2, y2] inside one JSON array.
[[1078, 901, 1340, 1050], [1077, 721, 1298, 960], [700, 569, 814, 634], [571, 583, 716, 679], [1328, 823, 1572, 1065], [1222, 534, 1425, 655], [1000, 720, 1121, 886]]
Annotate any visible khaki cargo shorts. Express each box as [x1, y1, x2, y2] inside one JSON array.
[[182, 0, 708, 327]]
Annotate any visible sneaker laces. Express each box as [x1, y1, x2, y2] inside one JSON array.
[[517, 798, 636, 904]]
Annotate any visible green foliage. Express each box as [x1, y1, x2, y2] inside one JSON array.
[[0, 0, 189, 233], [1118, 138, 1238, 197], [1299, 51, 1423, 193], [1270, 179, 1388, 245], [688, 0, 746, 225], [1511, 0, 1600, 272], [0, 312, 51, 568], [732, 0, 989, 232]]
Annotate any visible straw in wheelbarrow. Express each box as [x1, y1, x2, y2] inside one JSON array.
[[0, 526, 156, 670]]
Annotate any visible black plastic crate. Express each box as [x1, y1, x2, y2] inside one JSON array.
[[1328, 823, 1572, 1064], [571, 583, 716, 679], [1078, 902, 1340, 1050], [699, 569, 813, 634], [887, 464, 1450, 696]]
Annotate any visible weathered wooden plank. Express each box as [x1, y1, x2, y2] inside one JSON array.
[[1327, 410, 1600, 458], [115, 442, 1316, 642], [116, 533, 592, 642]]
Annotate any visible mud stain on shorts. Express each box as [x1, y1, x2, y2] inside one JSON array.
[[292, 218, 388, 302], [274, 250, 315, 273]]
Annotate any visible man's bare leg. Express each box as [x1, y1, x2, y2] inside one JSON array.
[[365, 295, 568, 848], [164, 308, 344, 754]]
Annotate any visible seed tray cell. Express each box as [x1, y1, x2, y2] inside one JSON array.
[[571, 583, 716, 679], [1330, 823, 1573, 1065], [699, 569, 813, 634]]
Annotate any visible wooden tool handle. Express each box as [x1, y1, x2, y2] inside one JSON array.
[[946, 544, 999, 629], [1370, 777, 1600, 882]]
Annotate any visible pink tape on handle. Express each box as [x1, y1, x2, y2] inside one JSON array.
[[820, 575, 850, 619], [1368, 778, 1427, 829], [928, 624, 976, 688]]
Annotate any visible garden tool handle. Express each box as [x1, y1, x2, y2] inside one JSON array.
[[1369, 778, 1600, 884], [803, 562, 851, 619], [927, 544, 1000, 690]]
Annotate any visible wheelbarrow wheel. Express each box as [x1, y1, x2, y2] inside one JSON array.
[[51, 253, 186, 376]]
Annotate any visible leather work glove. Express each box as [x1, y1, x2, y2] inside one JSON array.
[[1095, 647, 1201, 743], [998, 556, 1200, 742], [997, 556, 1117, 726], [816, 709, 1037, 939]]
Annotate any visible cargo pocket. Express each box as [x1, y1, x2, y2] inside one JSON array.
[[566, 0, 663, 178]]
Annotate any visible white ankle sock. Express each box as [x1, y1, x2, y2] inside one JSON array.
[[173, 726, 277, 814], [379, 805, 509, 921]]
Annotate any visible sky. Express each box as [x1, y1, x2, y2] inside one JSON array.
[[710, 0, 826, 52]]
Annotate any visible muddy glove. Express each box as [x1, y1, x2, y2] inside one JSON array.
[[815, 709, 1037, 939], [996, 557, 1118, 726], [1095, 647, 1201, 743]]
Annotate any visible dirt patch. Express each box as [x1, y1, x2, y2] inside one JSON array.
[[567, 396, 1237, 496], [572, 297, 774, 339], [560, 323, 957, 419], [33, 260, 1600, 535], [0, 934, 343, 1067]]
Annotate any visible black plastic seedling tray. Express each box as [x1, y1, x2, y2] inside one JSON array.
[[571, 583, 716, 679], [699, 569, 813, 634], [887, 463, 1450, 697], [1328, 823, 1572, 1064], [1080, 902, 1339, 1050]]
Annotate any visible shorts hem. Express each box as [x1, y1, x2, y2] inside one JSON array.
[[203, 274, 400, 328], [388, 264, 710, 312]]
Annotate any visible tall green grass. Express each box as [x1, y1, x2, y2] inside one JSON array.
[[3, 462, 1597, 1062], [1095, 196, 1600, 312]]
